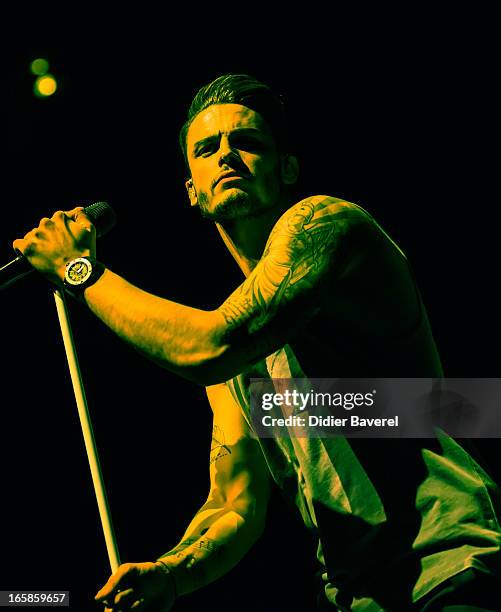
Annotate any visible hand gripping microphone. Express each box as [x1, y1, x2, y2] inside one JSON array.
[[0, 201, 116, 291]]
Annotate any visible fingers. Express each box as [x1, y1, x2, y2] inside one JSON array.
[[96, 561, 174, 612], [60, 206, 94, 232], [22, 207, 94, 236], [110, 587, 143, 610], [10, 205, 97, 276], [14, 205, 93, 232], [74, 211, 94, 232], [97, 578, 144, 611], [95, 563, 132, 601], [64, 206, 85, 219], [103, 599, 145, 612], [95, 563, 133, 601], [12, 237, 28, 256], [49, 208, 96, 249], [49, 208, 93, 234], [12, 227, 39, 256]]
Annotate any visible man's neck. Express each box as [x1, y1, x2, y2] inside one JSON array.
[[215, 205, 286, 277]]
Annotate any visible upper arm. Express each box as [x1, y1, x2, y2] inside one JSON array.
[[204, 382, 271, 523], [208, 196, 367, 378]]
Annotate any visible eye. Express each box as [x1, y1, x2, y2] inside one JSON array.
[[197, 145, 216, 158], [232, 135, 264, 152], [194, 141, 218, 158]]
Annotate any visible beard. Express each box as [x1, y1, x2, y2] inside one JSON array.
[[197, 189, 257, 221], [196, 173, 285, 222]]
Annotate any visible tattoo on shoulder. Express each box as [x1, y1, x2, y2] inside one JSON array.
[[219, 197, 357, 334], [210, 424, 231, 464]]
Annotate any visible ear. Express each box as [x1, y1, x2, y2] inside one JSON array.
[[185, 178, 198, 207], [281, 154, 299, 185]]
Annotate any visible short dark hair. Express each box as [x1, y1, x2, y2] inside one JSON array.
[[179, 74, 288, 168]]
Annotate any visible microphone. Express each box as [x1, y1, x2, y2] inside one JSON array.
[[0, 201, 117, 291]]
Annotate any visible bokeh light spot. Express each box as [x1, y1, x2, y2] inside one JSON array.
[[30, 58, 50, 76], [34, 74, 58, 97]]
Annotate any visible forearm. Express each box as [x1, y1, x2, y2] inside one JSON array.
[[81, 198, 350, 383], [156, 501, 264, 597], [15, 198, 352, 385], [83, 268, 227, 384]]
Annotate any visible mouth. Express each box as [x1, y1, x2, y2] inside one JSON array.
[[214, 171, 247, 188]]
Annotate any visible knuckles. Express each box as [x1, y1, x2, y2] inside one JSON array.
[[39, 217, 54, 228], [14, 209, 87, 253]]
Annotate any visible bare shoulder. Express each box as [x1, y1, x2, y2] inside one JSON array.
[[280, 194, 369, 221], [265, 195, 370, 252], [259, 195, 372, 277], [214, 196, 377, 368]]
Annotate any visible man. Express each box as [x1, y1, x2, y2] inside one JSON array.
[[14, 74, 501, 610]]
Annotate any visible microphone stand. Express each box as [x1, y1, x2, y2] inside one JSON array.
[[53, 287, 120, 573]]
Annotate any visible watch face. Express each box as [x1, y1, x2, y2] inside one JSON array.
[[65, 258, 93, 286]]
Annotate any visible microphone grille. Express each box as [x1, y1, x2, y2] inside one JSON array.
[[83, 201, 117, 238]]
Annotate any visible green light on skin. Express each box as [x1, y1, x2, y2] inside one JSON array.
[[30, 58, 50, 76], [34, 74, 58, 97]]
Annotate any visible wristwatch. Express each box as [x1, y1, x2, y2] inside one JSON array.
[[63, 256, 105, 301]]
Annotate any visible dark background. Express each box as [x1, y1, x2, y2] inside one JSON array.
[[3, 25, 499, 611]]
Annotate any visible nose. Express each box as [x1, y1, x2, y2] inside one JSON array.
[[218, 136, 239, 167]]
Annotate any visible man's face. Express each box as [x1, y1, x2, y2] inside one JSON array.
[[185, 103, 287, 221]]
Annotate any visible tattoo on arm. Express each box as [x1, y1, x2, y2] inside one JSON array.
[[161, 535, 221, 559], [210, 424, 231, 465], [164, 537, 200, 556], [218, 198, 352, 336]]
